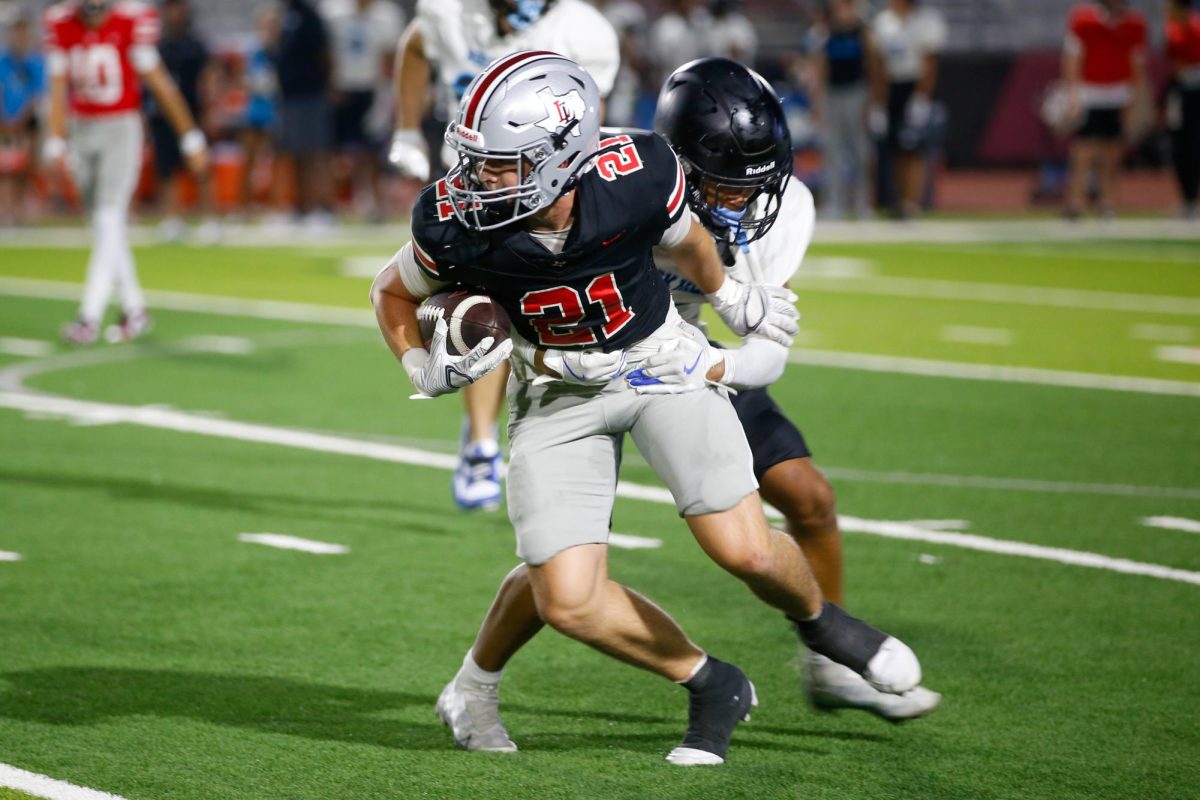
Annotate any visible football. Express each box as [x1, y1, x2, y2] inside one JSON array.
[[417, 289, 511, 357]]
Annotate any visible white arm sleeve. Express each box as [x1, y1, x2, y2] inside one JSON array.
[[130, 44, 161, 74], [657, 209, 694, 249], [392, 242, 452, 298], [47, 49, 68, 77], [720, 336, 790, 391]]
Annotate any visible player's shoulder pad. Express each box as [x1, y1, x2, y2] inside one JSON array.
[[627, 131, 688, 221], [43, 2, 75, 26], [410, 180, 488, 279]]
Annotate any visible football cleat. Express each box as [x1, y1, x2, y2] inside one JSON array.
[[105, 310, 153, 344], [861, 636, 921, 695], [436, 676, 518, 752], [453, 439, 503, 511], [667, 659, 757, 766], [806, 652, 941, 722], [62, 318, 98, 345]]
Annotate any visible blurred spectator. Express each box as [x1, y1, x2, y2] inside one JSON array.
[[236, 4, 281, 216], [870, 0, 946, 219], [320, 0, 404, 221], [706, 0, 757, 65], [1166, 0, 1200, 218], [1062, 0, 1149, 220], [387, 0, 618, 185], [809, 0, 873, 219], [595, 0, 651, 127], [648, 0, 708, 85], [148, 0, 218, 243], [275, 0, 334, 227], [0, 11, 44, 225]]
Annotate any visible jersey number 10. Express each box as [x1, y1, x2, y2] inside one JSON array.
[[69, 44, 124, 106]]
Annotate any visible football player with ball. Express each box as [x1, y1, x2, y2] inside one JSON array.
[[372, 51, 931, 765]]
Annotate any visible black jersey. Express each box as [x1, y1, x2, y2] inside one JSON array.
[[410, 132, 688, 352]]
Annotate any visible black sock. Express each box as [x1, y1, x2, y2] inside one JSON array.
[[789, 601, 887, 675], [682, 657, 725, 694]]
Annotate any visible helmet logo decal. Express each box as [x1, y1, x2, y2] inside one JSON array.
[[535, 87, 586, 135], [745, 161, 777, 176]]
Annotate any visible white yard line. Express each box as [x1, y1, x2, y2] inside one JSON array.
[[1155, 345, 1200, 365], [0, 338, 55, 357], [940, 326, 1014, 346], [819, 467, 1200, 501], [0, 551, 22, 561], [2, 389, 1197, 587], [239, 533, 349, 554], [1141, 516, 1200, 534], [791, 274, 1200, 316], [1131, 324, 1193, 342], [787, 348, 1200, 397], [609, 533, 664, 550], [5, 276, 1199, 398], [0, 763, 130, 800]]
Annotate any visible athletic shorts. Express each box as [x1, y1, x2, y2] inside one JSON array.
[[1076, 107, 1123, 141], [278, 95, 333, 156], [149, 116, 183, 179], [334, 90, 375, 149], [730, 386, 812, 481], [504, 322, 758, 566], [70, 112, 142, 211]]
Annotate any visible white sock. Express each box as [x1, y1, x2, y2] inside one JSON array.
[[459, 650, 504, 688], [96, 206, 144, 313], [674, 653, 708, 684], [79, 211, 117, 322]]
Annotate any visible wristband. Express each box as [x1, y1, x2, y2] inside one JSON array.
[[401, 347, 429, 383], [180, 128, 207, 157], [43, 136, 67, 162], [706, 275, 738, 305]]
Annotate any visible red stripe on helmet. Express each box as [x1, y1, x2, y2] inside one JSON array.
[[462, 50, 562, 131]]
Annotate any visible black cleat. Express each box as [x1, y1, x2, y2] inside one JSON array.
[[666, 658, 758, 766]]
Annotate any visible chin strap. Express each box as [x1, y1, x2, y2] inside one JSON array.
[[711, 205, 751, 256]]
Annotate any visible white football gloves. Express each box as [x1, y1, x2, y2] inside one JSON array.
[[402, 317, 512, 398], [543, 348, 627, 385], [388, 129, 431, 181], [626, 325, 723, 395], [707, 277, 800, 348], [513, 337, 626, 385]]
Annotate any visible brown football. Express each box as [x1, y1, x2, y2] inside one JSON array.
[[417, 289, 511, 356]]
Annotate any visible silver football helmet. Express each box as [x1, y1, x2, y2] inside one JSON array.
[[443, 50, 602, 231]]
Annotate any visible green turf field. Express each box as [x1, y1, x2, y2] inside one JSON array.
[[1, 234, 1198, 800]]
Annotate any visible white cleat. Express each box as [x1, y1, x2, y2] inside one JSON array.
[[807, 653, 941, 722], [436, 677, 518, 753], [861, 636, 922, 695], [666, 747, 726, 766]]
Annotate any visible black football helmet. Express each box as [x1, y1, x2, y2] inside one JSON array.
[[654, 58, 792, 256]]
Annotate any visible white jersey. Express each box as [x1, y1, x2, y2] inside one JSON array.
[[872, 7, 947, 83], [322, 0, 406, 92], [658, 176, 815, 328], [417, 0, 619, 124]]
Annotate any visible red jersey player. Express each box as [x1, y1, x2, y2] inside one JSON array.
[[43, 0, 209, 344], [1166, 0, 1200, 217], [1062, 0, 1149, 219]]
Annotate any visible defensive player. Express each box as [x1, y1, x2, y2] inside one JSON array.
[[1062, 0, 1149, 219], [45, 0, 209, 344], [372, 51, 926, 765], [387, 0, 619, 512], [429, 58, 942, 758]]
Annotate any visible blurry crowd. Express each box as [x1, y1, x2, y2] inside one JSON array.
[[1, 0, 1199, 230]]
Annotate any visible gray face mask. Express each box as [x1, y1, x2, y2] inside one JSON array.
[[443, 51, 602, 231]]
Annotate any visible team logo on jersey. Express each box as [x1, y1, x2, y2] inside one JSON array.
[[535, 87, 586, 135]]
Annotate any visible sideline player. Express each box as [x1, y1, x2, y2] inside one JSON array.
[[372, 51, 927, 765], [45, 0, 209, 344], [429, 58, 942, 757], [1062, 0, 1149, 219], [387, 0, 619, 512]]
